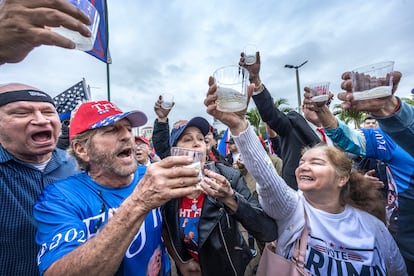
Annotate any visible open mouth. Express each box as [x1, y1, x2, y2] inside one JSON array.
[[299, 175, 315, 181], [117, 147, 132, 158], [32, 130, 52, 142]]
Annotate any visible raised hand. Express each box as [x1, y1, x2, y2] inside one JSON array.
[[0, 0, 92, 64]]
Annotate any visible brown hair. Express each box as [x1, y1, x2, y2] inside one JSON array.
[[67, 129, 99, 171], [304, 144, 386, 223]]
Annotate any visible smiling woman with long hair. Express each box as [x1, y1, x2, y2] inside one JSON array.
[[204, 77, 407, 275]]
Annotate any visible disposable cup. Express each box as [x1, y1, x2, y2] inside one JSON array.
[[351, 61, 394, 101], [243, 44, 258, 65], [213, 65, 249, 112], [171, 147, 203, 188], [161, 93, 174, 109], [308, 82, 330, 102], [51, 0, 100, 51]]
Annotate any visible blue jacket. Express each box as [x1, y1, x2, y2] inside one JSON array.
[[0, 146, 77, 275], [376, 98, 414, 158], [325, 122, 414, 261]]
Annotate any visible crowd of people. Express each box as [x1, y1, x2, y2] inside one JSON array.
[[1, 1, 413, 275]]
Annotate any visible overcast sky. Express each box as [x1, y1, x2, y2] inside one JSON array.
[[1, 0, 413, 131]]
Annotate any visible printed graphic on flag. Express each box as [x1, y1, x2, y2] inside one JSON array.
[[53, 79, 91, 120], [87, 0, 111, 63]]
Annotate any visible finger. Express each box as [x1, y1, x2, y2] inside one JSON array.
[[365, 169, 376, 176], [341, 71, 351, 80], [29, 29, 76, 49], [392, 71, 402, 94], [199, 180, 216, 196], [340, 79, 353, 92], [239, 52, 246, 65], [208, 76, 215, 87], [256, 51, 261, 64], [26, 0, 92, 25], [393, 71, 402, 85], [157, 156, 194, 168], [337, 91, 350, 101]]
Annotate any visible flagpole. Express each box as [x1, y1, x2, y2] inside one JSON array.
[[104, 0, 111, 101]]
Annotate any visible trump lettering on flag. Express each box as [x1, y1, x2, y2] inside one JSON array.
[[53, 79, 91, 120]]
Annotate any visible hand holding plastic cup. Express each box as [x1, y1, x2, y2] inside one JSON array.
[[50, 0, 100, 51], [243, 44, 258, 65], [351, 61, 394, 101], [171, 147, 203, 188], [213, 65, 249, 112], [161, 93, 174, 109], [203, 161, 217, 183], [204, 161, 217, 172], [308, 82, 330, 102]]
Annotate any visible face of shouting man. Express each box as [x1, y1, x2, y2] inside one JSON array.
[[0, 83, 61, 163]]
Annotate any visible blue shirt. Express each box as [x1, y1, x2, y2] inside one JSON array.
[[0, 146, 78, 276], [34, 169, 170, 276], [325, 122, 414, 261]]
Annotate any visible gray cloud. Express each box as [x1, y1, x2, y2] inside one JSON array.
[[1, 0, 413, 130]]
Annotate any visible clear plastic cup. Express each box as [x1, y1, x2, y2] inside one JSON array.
[[243, 44, 258, 65], [351, 61, 394, 101], [171, 147, 203, 188], [51, 0, 100, 51], [308, 82, 330, 102], [161, 93, 174, 109], [213, 65, 249, 112]]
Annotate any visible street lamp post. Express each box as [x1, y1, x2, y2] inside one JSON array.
[[284, 60, 308, 112]]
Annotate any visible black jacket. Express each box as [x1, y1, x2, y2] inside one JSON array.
[[253, 86, 321, 190], [163, 163, 278, 276], [152, 118, 171, 159]]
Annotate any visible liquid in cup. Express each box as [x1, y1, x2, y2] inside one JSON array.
[[351, 61, 394, 101], [161, 93, 174, 109], [308, 82, 330, 102], [170, 147, 203, 189], [213, 66, 249, 112], [51, 0, 100, 51], [243, 44, 257, 65]]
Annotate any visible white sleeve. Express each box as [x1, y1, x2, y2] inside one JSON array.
[[232, 125, 298, 220]]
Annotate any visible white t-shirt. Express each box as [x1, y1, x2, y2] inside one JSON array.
[[300, 200, 387, 275]]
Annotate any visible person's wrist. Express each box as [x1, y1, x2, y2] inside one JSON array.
[[371, 96, 400, 118], [250, 77, 261, 87], [229, 119, 249, 136], [317, 105, 338, 129], [253, 80, 264, 93], [157, 117, 168, 123]]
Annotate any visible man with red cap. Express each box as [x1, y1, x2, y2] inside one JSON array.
[[135, 136, 158, 166], [34, 100, 200, 275]]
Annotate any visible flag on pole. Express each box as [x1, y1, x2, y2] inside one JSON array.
[[87, 0, 111, 63], [218, 128, 230, 156], [53, 79, 91, 120]]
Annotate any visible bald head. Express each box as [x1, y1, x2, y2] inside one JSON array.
[[0, 83, 41, 94], [0, 83, 60, 163], [0, 83, 55, 107]]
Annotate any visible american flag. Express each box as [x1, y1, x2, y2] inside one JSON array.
[[53, 79, 91, 120]]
